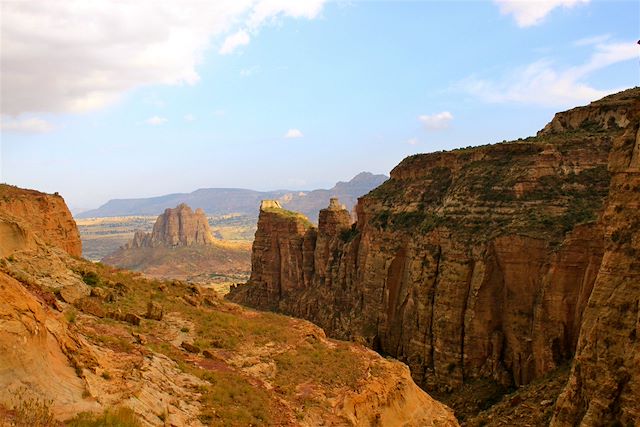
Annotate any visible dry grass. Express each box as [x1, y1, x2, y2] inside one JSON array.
[[66, 407, 143, 427]]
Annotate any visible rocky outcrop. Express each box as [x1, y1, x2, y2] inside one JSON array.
[[229, 88, 640, 424], [0, 185, 81, 257], [126, 203, 215, 248], [0, 270, 99, 419]]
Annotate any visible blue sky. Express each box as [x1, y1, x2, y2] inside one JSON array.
[[1, 0, 638, 212]]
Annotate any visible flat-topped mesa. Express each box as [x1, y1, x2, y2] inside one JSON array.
[[128, 203, 215, 249], [260, 200, 283, 211]]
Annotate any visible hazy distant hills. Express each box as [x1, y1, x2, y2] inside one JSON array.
[[77, 172, 388, 221]]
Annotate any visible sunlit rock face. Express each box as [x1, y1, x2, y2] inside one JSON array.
[[126, 203, 215, 248], [229, 88, 640, 424]]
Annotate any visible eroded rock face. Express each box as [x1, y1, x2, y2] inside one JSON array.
[[0, 185, 81, 257], [551, 99, 640, 426], [127, 203, 215, 248], [229, 88, 640, 423]]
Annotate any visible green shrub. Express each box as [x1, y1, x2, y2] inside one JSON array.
[[80, 271, 100, 287]]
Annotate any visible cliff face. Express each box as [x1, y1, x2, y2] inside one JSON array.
[[0, 185, 81, 257], [551, 96, 640, 425], [228, 88, 640, 422], [127, 203, 215, 248]]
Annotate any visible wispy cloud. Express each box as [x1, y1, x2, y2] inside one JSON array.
[[240, 66, 261, 77], [284, 128, 303, 139], [145, 116, 168, 126], [419, 112, 453, 131], [0, 116, 53, 133], [407, 138, 419, 145], [573, 34, 611, 47], [458, 40, 638, 107], [494, 0, 589, 27], [184, 114, 195, 122], [219, 30, 250, 55]]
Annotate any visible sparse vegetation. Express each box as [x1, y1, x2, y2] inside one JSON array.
[[198, 371, 273, 426], [66, 407, 143, 427], [8, 388, 56, 427], [273, 340, 365, 395]]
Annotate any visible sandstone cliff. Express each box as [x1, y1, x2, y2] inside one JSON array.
[[228, 88, 640, 424], [551, 93, 640, 426], [0, 185, 81, 257], [126, 203, 215, 248]]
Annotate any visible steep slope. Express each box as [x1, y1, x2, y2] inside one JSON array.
[[0, 185, 81, 257], [228, 88, 640, 424], [102, 204, 251, 280], [0, 185, 456, 426], [77, 172, 387, 221]]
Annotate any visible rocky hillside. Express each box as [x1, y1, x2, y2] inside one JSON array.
[[228, 88, 640, 425], [0, 185, 457, 426], [77, 172, 388, 222], [102, 204, 251, 281]]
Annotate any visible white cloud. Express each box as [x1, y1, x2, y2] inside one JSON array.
[[407, 138, 419, 145], [213, 109, 226, 117], [1, 0, 326, 115], [284, 128, 303, 138], [0, 116, 54, 133], [573, 34, 611, 47], [184, 114, 195, 122], [458, 40, 638, 107], [219, 30, 251, 55], [494, 0, 589, 27], [240, 66, 261, 77], [419, 112, 453, 131], [145, 116, 168, 126]]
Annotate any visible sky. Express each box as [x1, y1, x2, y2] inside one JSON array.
[[1, 0, 639, 213]]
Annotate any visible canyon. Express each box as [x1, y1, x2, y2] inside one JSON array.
[[0, 184, 457, 425], [228, 88, 640, 425]]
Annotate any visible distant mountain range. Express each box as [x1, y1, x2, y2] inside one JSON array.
[[77, 172, 388, 221]]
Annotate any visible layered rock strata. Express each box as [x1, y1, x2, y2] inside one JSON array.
[[228, 88, 640, 424]]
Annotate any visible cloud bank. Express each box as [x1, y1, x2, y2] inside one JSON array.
[[1, 0, 326, 116]]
